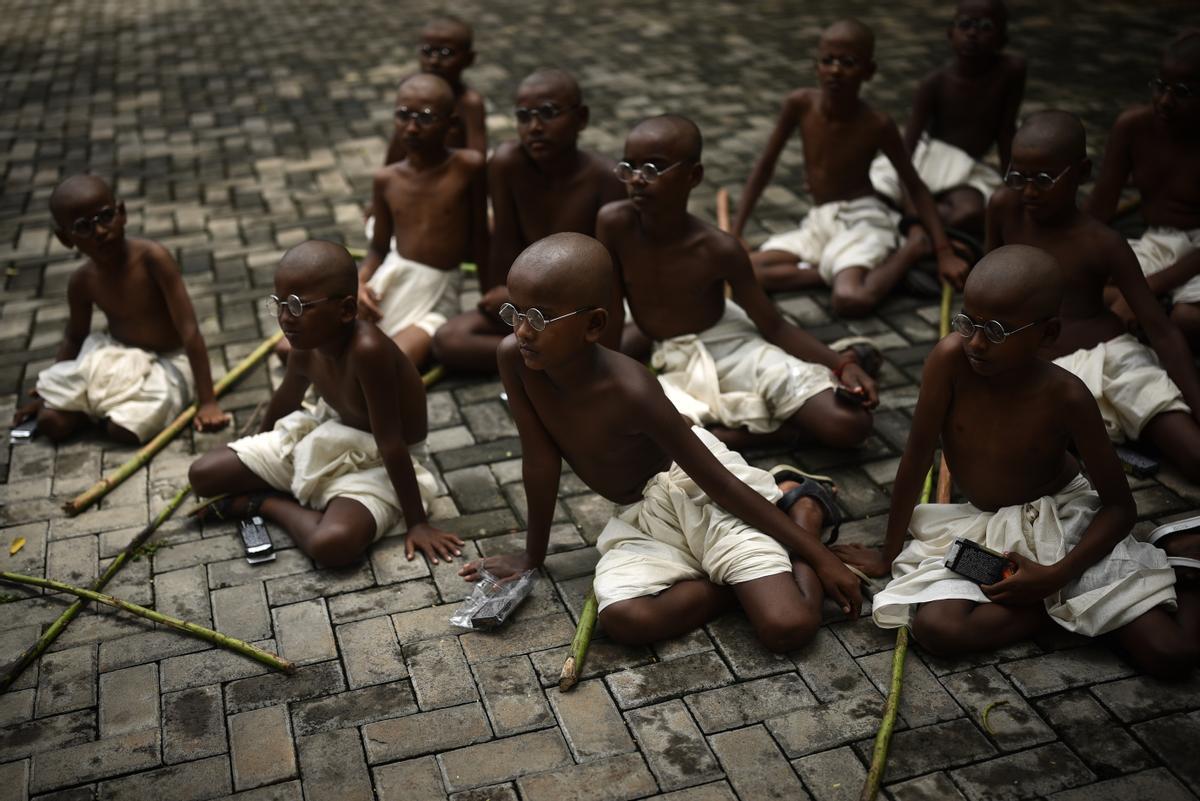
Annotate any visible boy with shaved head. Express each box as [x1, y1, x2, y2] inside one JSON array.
[[1090, 31, 1200, 350], [433, 68, 625, 372], [733, 19, 970, 312], [459, 233, 863, 651], [840, 247, 1194, 678], [986, 111, 1200, 485], [357, 73, 488, 369], [599, 114, 877, 452], [14, 175, 228, 443], [190, 241, 459, 568]]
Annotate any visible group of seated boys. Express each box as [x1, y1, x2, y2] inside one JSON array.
[[16, 5, 1200, 678]]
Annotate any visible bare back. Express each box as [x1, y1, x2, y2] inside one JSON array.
[[73, 238, 188, 353], [1122, 106, 1200, 229], [793, 89, 893, 204], [377, 149, 485, 270]]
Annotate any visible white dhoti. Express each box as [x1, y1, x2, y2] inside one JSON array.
[[35, 332, 193, 443], [229, 402, 443, 541], [872, 474, 1176, 637], [592, 427, 794, 612], [651, 301, 836, 434], [1052, 334, 1190, 442], [365, 253, 463, 339], [759, 196, 901, 285], [869, 136, 1003, 206], [1129, 226, 1200, 305]]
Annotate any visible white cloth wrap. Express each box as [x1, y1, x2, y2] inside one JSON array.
[[365, 253, 463, 339], [759, 196, 901, 284], [1051, 333, 1189, 442], [872, 474, 1176, 637], [1129, 227, 1200, 305], [592, 427, 794, 612], [35, 332, 194, 443], [869, 135, 1003, 205], [650, 301, 836, 434], [228, 402, 443, 542]]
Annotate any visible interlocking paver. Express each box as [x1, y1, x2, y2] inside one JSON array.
[[438, 728, 573, 793], [473, 654, 554, 736], [98, 663, 159, 737], [161, 685, 227, 764], [362, 702, 492, 764], [685, 672, 816, 734], [516, 752, 658, 801], [792, 746, 867, 801], [29, 728, 160, 793], [373, 756, 445, 801], [548, 679, 636, 761], [950, 743, 1095, 801], [709, 725, 810, 801], [626, 700, 722, 791], [229, 705, 298, 790], [1034, 690, 1155, 778], [606, 651, 735, 710], [296, 729, 373, 801], [96, 754, 232, 801], [334, 615, 407, 689]]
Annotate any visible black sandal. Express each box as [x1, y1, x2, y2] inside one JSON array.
[[771, 466, 842, 545]]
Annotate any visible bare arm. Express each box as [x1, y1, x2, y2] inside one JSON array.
[[485, 151, 523, 292], [995, 57, 1027, 169], [1141, 248, 1200, 296], [359, 342, 426, 530], [983, 190, 1009, 254], [359, 171, 394, 283], [902, 75, 938, 154], [1085, 111, 1135, 222], [732, 93, 802, 239], [461, 93, 488, 155], [259, 356, 311, 432], [467, 155, 490, 282], [57, 270, 93, 362], [595, 207, 626, 352]]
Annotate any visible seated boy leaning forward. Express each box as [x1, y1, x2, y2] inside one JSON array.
[[987, 110, 1200, 484], [731, 19, 970, 313], [189, 241, 461, 568], [1089, 30, 1200, 351], [839, 246, 1197, 679], [458, 233, 864, 651], [598, 114, 878, 453], [14, 175, 229, 444], [357, 73, 488, 370], [432, 68, 626, 372], [868, 0, 1025, 261]]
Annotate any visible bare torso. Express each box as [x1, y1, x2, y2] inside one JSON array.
[[77, 239, 186, 352], [922, 54, 1025, 158], [1124, 106, 1200, 230], [794, 89, 890, 204], [379, 149, 484, 270], [497, 144, 622, 244]]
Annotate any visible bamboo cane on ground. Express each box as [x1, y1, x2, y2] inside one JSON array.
[[65, 331, 285, 516], [559, 591, 598, 691], [0, 572, 294, 675], [1, 484, 192, 692], [860, 281, 955, 801]]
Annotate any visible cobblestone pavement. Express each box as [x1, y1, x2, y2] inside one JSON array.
[[3, 0, 1199, 799]]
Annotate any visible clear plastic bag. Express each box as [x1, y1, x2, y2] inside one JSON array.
[[449, 568, 537, 630]]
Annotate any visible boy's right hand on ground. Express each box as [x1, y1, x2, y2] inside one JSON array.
[[458, 552, 535, 583], [816, 555, 863, 618], [838, 364, 879, 409], [357, 285, 382, 322], [829, 544, 891, 578], [404, 522, 464, 565], [12, 394, 42, 426]]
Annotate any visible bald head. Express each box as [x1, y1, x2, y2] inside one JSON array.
[[518, 68, 582, 106], [509, 233, 612, 311], [630, 114, 703, 161], [966, 245, 1064, 320], [1014, 110, 1087, 163], [956, 0, 1008, 28], [49, 175, 113, 229], [821, 19, 875, 58], [423, 15, 472, 47], [278, 240, 358, 298], [397, 72, 456, 114]]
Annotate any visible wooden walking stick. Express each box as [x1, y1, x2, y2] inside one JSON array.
[[65, 331, 285, 516], [2, 484, 192, 692], [860, 282, 955, 801], [1, 572, 294, 674]]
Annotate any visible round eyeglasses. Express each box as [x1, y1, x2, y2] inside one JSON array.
[[419, 44, 458, 59], [614, 160, 688, 184], [1002, 165, 1071, 192], [266, 294, 345, 318], [514, 103, 578, 125], [498, 302, 596, 332], [394, 106, 442, 127], [70, 206, 118, 238], [951, 313, 1042, 344]]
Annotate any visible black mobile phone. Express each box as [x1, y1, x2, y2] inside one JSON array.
[[239, 516, 276, 564], [10, 418, 37, 441], [835, 385, 867, 406], [943, 538, 1015, 585]]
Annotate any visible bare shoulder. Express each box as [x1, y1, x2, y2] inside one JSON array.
[[597, 198, 636, 232], [133, 238, 178, 274], [459, 87, 485, 111], [1047, 361, 1095, 411], [490, 140, 524, 172], [582, 148, 617, 175], [987, 186, 1019, 219], [786, 87, 815, 110], [868, 104, 897, 133], [1000, 52, 1027, 79], [455, 147, 487, 172], [1113, 104, 1154, 138], [372, 163, 401, 187], [602, 348, 666, 409], [348, 320, 419, 383]]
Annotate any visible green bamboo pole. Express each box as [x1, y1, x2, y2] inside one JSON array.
[[559, 592, 598, 691], [1, 484, 192, 692], [0, 572, 294, 674], [422, 364, 445, 388], [859, 282, 954, 801], [65, 331, 285, 516]]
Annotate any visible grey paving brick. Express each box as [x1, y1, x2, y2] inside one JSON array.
[[369, 537, 433, 584], [271, 598, 336, 664], [428, 542, 482, 602], [1046, 768, 1197, 801], [998, 646, 1135, 697], [29, 728, 160, 793], [1034, 690, 1155, 778], [391, 602, 465, 645], [477, 523, 586, 558], [99, 629, 210, 672], [1090, 672, 1200, 723], [449, 783, 520, 801], [326, 579, 439, 623], [653, 629, 714, 661], [443, 464, 505, 513], [439, 728, 573, 793], [406, 635, 477, 709], [96, 755, 232, 801], [542, 546, 600, 582], [643, 783, 738, 801], [530, 640, 655, 687], [223, 660, 346, 714], [334, 615, 407, 688], [160, 640, 276, 692], [766, 693, 885, 758], [0, 760, 28, 801], [886, 772, 970, 801], [297, 729, 372, 801], [363, 702, 492, 763], [828, 617, 897, 658], [211, 582, 272, 641], [0, 709, 93, 763], [461, 401, 518, 442], [98, 663, 159, 737], [853, 718, 996, 782], [473, 655, 553, 736], [857, 648, 962, 727], [162, 685, 227, 764], [207, 548, 311, 590], [563, 494, 618, 544], [1132, 711, 1200, 794], [606, 651, 735, 710], [262, 562, 376, 606], [626, 700, 722, 791], [950, 743, 1095, 801], [459, 612, 575, 663], [548, 679, 636, 761], [46, 534, 98, 587], [230, 705, 297, 790], [373, 756, 446, 801], [210, 780, 304, 801], [153, 536, 245, 574], [705, 613, 792, 679], [517, 752, 659, 801], [792, 626, 875, 702], [792, 746, 866, 801], [710, 724, 809, 800], [35, 644, 96, 716], [438, 508, 522, 540], [939, 666, 1055, 751], [153, 565, 213, 625], [291, 679, 417, 736], [686, 672, 816, 734], [0, 688, 34, 728]]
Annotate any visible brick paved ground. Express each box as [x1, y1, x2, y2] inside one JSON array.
[[2, 0, 1199, 799]]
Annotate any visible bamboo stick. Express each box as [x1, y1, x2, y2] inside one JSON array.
[[860, 281, 955, 800], [1, 485, 192, 692], [0, 572, 294, 674], [559, 591, 598, 691], [421, 364, 445, 388], [65, 331, 285, 516], [716, 188, 731, 233]]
